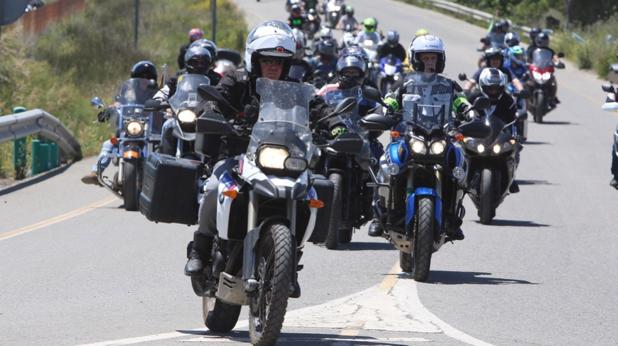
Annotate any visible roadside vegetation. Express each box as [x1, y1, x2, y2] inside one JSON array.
[[0, 0, 247, 178]]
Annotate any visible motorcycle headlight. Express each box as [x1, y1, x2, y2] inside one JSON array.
[[476, 144, 486, 153], [284, 157, 308, 172], [178, 110, 197, 123], [257, 146, 289, 170], [492, 144, 502, 154], [542, 72, 551, 81], [532, 71, 542, 82], [126, 121, 144, 136], [409, 138, 427, 154], [430, 140, 446, 155]]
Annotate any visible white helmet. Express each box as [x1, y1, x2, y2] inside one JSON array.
[[409, 34, 446, 73], [318, 27, 333, 40], [479, 67, 507, 101], [244, 20, 296, 74]]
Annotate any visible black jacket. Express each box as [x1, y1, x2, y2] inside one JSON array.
[[469, 89, 517, 126], [377, 43, 407, 62]]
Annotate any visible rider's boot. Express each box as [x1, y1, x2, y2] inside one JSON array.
[[184, 233, 213, 276], [367, 218, 384, 237], [445, 216, 464, 241], [81, 171, 100, 186], [610, 177, 618, 190]]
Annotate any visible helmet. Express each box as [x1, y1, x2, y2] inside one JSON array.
[[189, 39, 218, 60], [291, 3, 301, 15], [535, 32, 550, 48], [130, 60, 157, 81], [337, 54, 367, 88], [292, 28, 306, 60], [317, 38, 338, 59], [409, 34, 446, 73], [319, 27, 333, 40], [244, 20, 296, 75], [386, 30, 400, 47], [415, 28, 429, 37], [479, 67, 507, 102], [504, 32, 520, 47], [308, 8, 317, 16], [363, 17, 377, 33], [494, 19, 510, 33], [529, 27, 541, 42], [340, 45, 369, 64], [483, 47, 504, 68], [344, 5, 354, 16], [184, 46, 213, 74], [188, 28, 204, 42], [507, 45, 526, 66]]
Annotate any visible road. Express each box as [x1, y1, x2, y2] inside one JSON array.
[[1, 0, 617, 345]]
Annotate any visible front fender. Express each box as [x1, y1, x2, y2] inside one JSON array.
[[405, 187, 443, 229]]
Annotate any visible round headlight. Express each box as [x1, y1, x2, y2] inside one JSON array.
[[476, 144, 486, 153], [258, 146, 289, 170], [492, 144, 502, 154], [430, 140, 446, 155], [178, 110, 197, 123], [126, 121, 144, 136], [410, 139, 427, 154]]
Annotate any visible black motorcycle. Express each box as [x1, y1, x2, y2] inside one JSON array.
[[462, 112, 522, 224]]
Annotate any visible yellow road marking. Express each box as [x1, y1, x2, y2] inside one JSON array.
[[379, 261, 402, 294], [0, 196, 117, 241]]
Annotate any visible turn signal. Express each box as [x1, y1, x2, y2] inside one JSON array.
[[123, 150, 139, 159], [390, 130, 401, 139], [308, 199, 324, 208], [222, 190, 238, 199], [454, 133, 465, 142], [110, 136, 119, 145]]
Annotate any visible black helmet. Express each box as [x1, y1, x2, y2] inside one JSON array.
[[386, 30, 400, 47], [130, 60, 157, 81], [483, 47, 504, 68], [344, 5, 354, 16], [317, 38, 338, 59], [184, 46, 213, 74], [535, 32, 550, 48], [529, 27, 541, 42], [494, 19, 510, 33], [189, 39, 218, 61]]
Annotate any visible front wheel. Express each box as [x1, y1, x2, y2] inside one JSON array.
[[249, 223, 294, 346], [479, 168, 497, 224], [402, 197, 434, 281], [533, 92, 546, 123], [203, 296, 241, 332], [122, 160, 140, 211], [325, 173, 343, 250]]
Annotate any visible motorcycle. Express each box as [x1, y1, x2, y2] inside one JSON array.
[[192, 78, 347, 345], [601, 83, 618, 180], [462, 112, 522, 224], [376, 54, 404, 96], [359, 73, 491, 281], [90, 78, 160, 211], [317, 86, 375, 249], [325, 0, 343, 28], [340, 23, 357, 49], [527, 48, 565, 123]]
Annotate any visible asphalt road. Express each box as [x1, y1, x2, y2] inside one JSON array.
[[1, 0, 617, 345]]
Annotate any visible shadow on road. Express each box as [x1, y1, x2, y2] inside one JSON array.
[[424, 270, 537, 285], [522, 141, 551, 145], [516, 179, 553, 186], [338, 241, 394, 251], [176, 329, 409, 345], [479, 219, 550, 227], [541, 120, 574, 125]]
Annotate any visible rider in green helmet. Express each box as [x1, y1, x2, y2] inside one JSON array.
[[355, 17, 381, 46]]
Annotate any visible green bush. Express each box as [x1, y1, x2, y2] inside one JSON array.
[[0, 0, 247, 179]]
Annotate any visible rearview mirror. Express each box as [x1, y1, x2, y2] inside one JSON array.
[[332, 96, 357, 115], [472, 96, 491, 111], [329, 132, 364, 155], [196, 113, 235, 135], [362, 86, 387, 107], [458, 120, 490, 139], [359, 113, 396, 131], [144, 99, 165, 111], [90, 97, 104, 109], [458, 73, 468, 81], [198, 85, 239, 115]]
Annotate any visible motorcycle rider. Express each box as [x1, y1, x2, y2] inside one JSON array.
[[178, 28, 204, 70], [289, 28, 314, 82], [185, 21, 329, 296], [464, 47, 526, 96], [355, 17, 381, 46], [305, 7, 321, 37], [82, 61, 158, 185], [368, 34, 471, 240], [480, 18, 509, 51], [336, 5, 359, 31], [602, 89, 618, 189], [309, 37, 339, 86], [376, 30, 407, 62], [525, 27, 542, 62], [504, 32, 520, 48], [287, 3, 306, 30]]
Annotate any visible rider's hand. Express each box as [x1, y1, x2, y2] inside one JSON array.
[[97, 108, 115, 123]]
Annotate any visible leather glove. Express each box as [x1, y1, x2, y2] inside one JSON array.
[[97, 108, 115, 123]]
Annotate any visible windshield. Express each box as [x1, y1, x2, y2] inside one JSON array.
[[249, 78, 316, 161], [531, 48, 553, 69], [401, 72, 454, 134], [169, 74, 210, 112], [116, 78, 157, 105], [323, 86, 366, 135], [486, 32, 506, 49]]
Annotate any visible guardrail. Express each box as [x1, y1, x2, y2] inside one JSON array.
[[427, 0, 532, 33], [0, 109, 82, 176]]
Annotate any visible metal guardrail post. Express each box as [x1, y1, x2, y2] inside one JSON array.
[[12, 106, 28, 179]]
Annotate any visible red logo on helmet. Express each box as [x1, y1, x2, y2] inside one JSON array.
[[276, 46, 285, 53]]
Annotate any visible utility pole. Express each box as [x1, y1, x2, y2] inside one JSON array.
[[134, 0, 139, 49], [211, 0, 217, 43]]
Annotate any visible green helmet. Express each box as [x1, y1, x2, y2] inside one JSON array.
[[415, 28, 429, 37], [363, 17, 377, 32]]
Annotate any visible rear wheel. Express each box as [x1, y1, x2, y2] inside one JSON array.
[[203, 296, 241, 332], [249, 223, 294, 346], [122, 160, 139, 211], [325, 173, 343, 249], [411, 197, 434, 282], [479, 168, 496, 224]]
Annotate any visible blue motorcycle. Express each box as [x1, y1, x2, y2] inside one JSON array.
[[376, 54, 404, 96]]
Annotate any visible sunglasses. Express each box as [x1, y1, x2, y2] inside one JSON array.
[[260, 57, 284, 66]]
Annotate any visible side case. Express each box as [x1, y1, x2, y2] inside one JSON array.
[[139, 153, 202, 225], [308, 174, 334, 243]]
